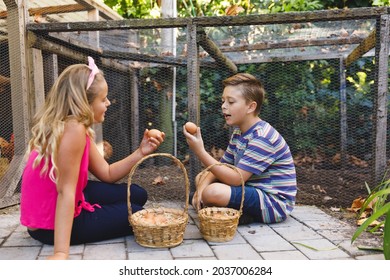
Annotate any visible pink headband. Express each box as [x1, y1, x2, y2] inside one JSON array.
[[87, 56, 99, 90]]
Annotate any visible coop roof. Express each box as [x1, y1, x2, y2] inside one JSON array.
[[0, 0, 121, 41], [3, 4, 390, 69]]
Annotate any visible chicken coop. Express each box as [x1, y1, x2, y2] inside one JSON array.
[[0, 1, 389, 210]]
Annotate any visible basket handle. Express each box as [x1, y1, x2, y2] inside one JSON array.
[[197, 162, 245, 215], [127, 153, 190, 215]]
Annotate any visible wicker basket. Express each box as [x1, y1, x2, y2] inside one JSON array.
[[197, 163, 245, 242], [127, 153, 189, 248]]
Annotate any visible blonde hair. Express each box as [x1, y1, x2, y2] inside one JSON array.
[[27, 63, 105, 182], [222, 73, 265, 115]]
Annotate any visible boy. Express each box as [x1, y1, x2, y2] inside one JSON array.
[[183, 73, 297, 224]]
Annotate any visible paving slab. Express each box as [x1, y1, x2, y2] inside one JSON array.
[[211, 243, 263, 260], [291, 238, 351, 260], [170, 239, 215, 259], [128, 249, 174, 260], [261, 250, 309, 260], [83, 242, 127, 260], [0, 246, 41, 260], [248, 233, 297, 252], [273, 224, 323, 241]]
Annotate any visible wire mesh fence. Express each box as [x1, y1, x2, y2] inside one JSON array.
[[0, 2, 389, 210]]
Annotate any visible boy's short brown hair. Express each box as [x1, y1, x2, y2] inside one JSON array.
[[222, 73, 265, 115]]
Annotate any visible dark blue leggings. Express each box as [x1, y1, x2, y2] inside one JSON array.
[[28, 180, 147, 245]]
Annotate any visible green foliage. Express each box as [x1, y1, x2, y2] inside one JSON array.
[[104, 0, 161, 18], [344, 57, 375, 157], [255, 60, 341, 156], [372, 0, 390, 6], [179, 0, 244, 17], [352, 178, 390, 260], [265, 0, 324, 13], [103, 0, 382, 19], [320, 0, 374, 9]]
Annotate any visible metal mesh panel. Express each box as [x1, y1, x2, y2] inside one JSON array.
[[1, 2, 389, 210], [0, 34, 12, 179]]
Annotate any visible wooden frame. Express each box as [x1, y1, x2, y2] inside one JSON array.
[[1, 4, 390, 206]]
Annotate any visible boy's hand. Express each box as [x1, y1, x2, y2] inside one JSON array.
[[183, 125, 204, 155], [191, 191, 203, 212]]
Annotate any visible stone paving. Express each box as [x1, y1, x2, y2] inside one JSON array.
[[0, 204, 385, 260]]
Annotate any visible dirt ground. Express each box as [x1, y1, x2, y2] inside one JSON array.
[[294, 166, 372, 224]]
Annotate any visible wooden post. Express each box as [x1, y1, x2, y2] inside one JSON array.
[[372, 14, 390, 186], [130, 68, 140, 152], [88, 8, 104, 157], [43, 53, 59, 95], [187, 22, 201, 190], [5, 0, 30, 153], [158, 0, 176, 156], [0, 0, 30, 207], [339, 58, 348, 167], [87, 7, 100, 48], [28, 49, 45, 119]]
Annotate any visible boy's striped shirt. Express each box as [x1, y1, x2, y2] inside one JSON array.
[[221, 120, 297, 223]]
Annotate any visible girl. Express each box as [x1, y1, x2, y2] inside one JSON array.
[[183, 73, 297, 225], [20, 57, 164, 260]]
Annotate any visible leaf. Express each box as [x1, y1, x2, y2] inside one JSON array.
[[152, 175, 165, 185], [352, 203, 390, 243], [225, 5, 244, 16], [152, 80, 162, 91], [292, 242, 338, 251], [359, 188, 390, 216], [312, 185, 326, 194], [34, 14, 45, 23], [384, 211, 390, 260], [357, 246, 383, 252], [348, 196, 376, 214], [126, 42, 140, 49], [368, 221, 385, 233], [340, 28, 349, 37], [210, 146, 225, 160], [299, 106, 308, 118], [331, 153, 340, 165], [356, 218, 383, 227], [182, 154, 190, 165], [347, 196, 366, 212], [161, 51, 174, 56]]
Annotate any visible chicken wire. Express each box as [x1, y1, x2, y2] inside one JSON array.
[[1, 2, 389, 209]]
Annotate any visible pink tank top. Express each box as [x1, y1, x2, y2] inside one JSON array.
[[20, 135, 100, 230]]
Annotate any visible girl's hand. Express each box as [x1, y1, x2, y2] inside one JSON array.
[[139, 129, 165, 156], [46, 252, 68, 260]]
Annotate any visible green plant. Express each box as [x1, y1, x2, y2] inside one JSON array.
[[351, 178, 390, 260]]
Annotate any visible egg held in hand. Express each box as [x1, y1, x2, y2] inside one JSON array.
[[185, 122, 198, 135], [147, 129, 162, 139]]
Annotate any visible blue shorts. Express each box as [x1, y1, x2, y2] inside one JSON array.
[[227, 185, 261, 221], [227, 185, 288, 223]]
